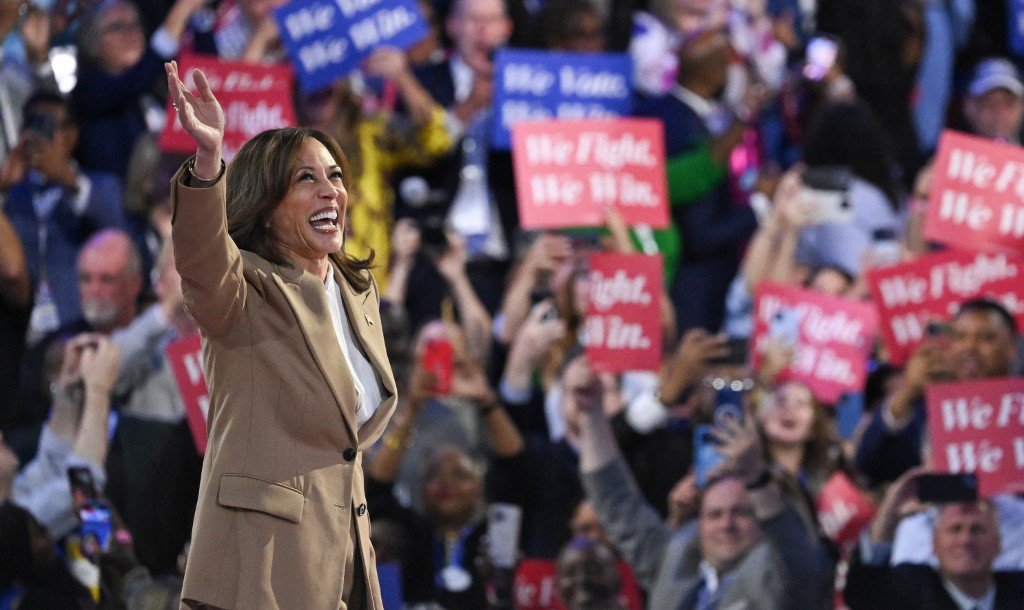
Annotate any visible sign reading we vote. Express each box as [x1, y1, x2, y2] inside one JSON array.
[[275, 0, 428, 93], [492, 50, 632, 149]]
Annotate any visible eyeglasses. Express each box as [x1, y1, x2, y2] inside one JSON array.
[[101, 19, 140, 34]]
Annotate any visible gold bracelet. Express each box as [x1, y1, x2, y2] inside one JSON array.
[[187, 157, 221, 183]]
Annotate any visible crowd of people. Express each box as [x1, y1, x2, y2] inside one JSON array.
[[1, 0, 1024, 607]]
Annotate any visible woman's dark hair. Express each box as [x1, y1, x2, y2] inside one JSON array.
[[226, 127, 375, 293], [802, 100, 903, 211]]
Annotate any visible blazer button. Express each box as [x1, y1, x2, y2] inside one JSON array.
[[342, 448, 356, 462], [357, 503, 367, 517]]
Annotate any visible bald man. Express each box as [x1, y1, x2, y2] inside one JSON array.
[[847, 468, 1024, 609]]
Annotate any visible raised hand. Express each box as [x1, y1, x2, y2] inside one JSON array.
[[165, 61, 225, 160]]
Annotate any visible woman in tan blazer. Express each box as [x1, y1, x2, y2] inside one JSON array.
[[166, 61, 397, 609]]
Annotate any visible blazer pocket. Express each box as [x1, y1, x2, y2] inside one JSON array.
[[218, 474, 304, 523]]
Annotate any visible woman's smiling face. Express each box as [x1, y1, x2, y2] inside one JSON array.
[[267, 138, 347, 268]]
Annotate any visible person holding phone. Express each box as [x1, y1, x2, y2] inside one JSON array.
[[856, 299, 1019, 486], [166, 61, 398, 609], [845, 467, 1024, 609]]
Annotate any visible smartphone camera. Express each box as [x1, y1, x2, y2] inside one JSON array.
[[803, 36, 839, 82]]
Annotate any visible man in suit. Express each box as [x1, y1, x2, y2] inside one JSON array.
[[846, 467, 1024, 609], [633, 29, 760, 334], [393, 0, 514, 319]]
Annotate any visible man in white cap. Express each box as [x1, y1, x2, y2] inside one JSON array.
[[964, 58, 1024, 144]]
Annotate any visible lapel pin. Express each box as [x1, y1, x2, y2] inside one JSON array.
[[365, 314, 374, 326]]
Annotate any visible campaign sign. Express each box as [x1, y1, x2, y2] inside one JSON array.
[[513, 558, 643, 610], [165, 333, 209, 455], [924, 130, 1024, 254], [511, 118, 669, 229], [926, 378, 1024, 497], [274, 0, 428, 93], [751, 283, 878, 405], [159, 54, 296, 161], [581, 253, 662, 373], [1011, 0, 1024, 56], [816, 472, 876, 547], [491, 49, 632, 149], [866, 249, 1024, 366]]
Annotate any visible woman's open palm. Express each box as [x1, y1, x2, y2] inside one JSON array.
[[166, 60, 224, 153]]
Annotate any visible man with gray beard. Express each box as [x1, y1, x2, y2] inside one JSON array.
[[6, 229, 142, 461]]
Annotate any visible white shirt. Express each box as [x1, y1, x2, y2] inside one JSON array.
[[324, 273, 384, 428], [942, 579, 995, 610]]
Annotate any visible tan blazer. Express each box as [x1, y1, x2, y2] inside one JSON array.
[[170, 163, 397, 609]]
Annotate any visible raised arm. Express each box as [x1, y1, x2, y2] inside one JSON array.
[[166, 61, 249, 338]]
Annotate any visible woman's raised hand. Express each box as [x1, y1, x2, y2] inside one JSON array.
[[165, 61, 225, 161]]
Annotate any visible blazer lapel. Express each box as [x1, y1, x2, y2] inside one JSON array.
[[271, 269, 359, 441], [334, 265, 397, 398]]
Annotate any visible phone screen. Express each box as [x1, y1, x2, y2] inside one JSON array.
[[421, 338, 454, 395], [917, 473, 979, 503], [694, 424, 727, 489], [803, 37, 838, 81]]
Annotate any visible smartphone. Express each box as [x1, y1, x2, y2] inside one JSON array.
[[694, 424, 728, 489], [800, 166, 853, 225], [68, 466, 112, 555], [421, 338, 453, 395], [708, 337, 749, 367], [713, 387, 744, 426], [418, 216, 448, 257], [79, 504, 114, 555], [835, 392, 863, 440], [486, 503, 522, 569], [803, 36, 839, 82], [917, 473, 979, 503], [769, 307, 802, 348]]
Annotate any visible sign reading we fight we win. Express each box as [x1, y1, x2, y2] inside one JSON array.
[[867, 249, 1024, 366], [925, 130, 1024, 253], [581, 253, 663, 373], [159, 54, 296, 161], [275, 0, 428, 93], [927, 378, 1024, 497], [511, 118, 669, 229]]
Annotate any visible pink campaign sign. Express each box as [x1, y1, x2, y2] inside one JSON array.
[[926, 378, 1024, 497], [925, 130, 1024, 254], [751, 283, 878, 405], [866, 249, 1024, 366], [165, 333, 209, 455], [511, 118, 669, 230], [582, 253, 663, 373], [159, 53, 297, 161], [816, 472, 876, 547]]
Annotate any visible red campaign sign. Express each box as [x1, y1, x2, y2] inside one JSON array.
[[165, 333, 209, 455], [866, 249, 1024, 366], [158, 53, 297, 161], [926, 378, 1024, 497], [751, 283, 878, 405], [816, 472, 876, 548], [511, 118, 669, 230], [582, 253, 663, 373], [514, 558, 643, 610], [925, 130, 1024, 254]]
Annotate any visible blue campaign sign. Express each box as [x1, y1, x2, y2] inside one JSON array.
[[275, 0, 429, 93], [491, 49, 633, 149], [1011, 0, 1024, 56]]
